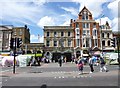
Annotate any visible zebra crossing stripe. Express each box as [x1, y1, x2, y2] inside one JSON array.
[[53, 75, 92, 79]]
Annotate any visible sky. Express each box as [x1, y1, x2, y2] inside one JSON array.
[[0, 0, 119, 43]]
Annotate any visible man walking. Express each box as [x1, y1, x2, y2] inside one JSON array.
[[88, 56, 94, 73], [99, 56, 108, 72], [58, 57, 62, 67]]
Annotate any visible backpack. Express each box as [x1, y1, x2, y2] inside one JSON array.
[[100, 57, 106, 64]]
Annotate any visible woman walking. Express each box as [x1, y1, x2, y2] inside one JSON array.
[[78, 59, 83, 74], [77, 56, 84, 74]]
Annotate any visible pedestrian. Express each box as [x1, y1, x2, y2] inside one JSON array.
[[88, 56, 94, 73], [64, 56, 67, 63], [58, 58, 62, 67], [30, 56, 35, 66], [99, 56, 108, 72], [77, 57, 84, 74], [71, 55, 75, 63]]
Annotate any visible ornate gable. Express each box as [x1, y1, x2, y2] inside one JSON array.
[[79, 6, 92, 16]]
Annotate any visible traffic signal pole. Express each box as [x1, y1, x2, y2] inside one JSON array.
[[13, 38, 16, 74], [117, 37, 120, 66]]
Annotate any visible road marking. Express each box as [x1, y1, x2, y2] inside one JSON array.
[[58, 77, 61, 78], [53, 75, 92, 79]]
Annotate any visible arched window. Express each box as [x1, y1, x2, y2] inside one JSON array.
[[108, 40, 110, 46], [102, 33, 104, 38], [102, 40, 105, 46], [107, 33, 109, 38]]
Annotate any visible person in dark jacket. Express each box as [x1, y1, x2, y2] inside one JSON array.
[[88, 56, 94, 73], [58, 58, 62, 67], [99, 57, 108, 72]]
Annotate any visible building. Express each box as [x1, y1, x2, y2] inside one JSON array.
[[22, 43, 44, 54], [43, 6, 104, 61], [71, 6, 101, 57], [12, 25, 30, 44], [43, 26, 74, 62], [12, 25, 30, 52], [0, 25, 13, 53], [100, 21, 115, 52]]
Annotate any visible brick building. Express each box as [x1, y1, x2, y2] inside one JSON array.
[[70, 6, 101, 57], [43, 6, 115, 61]]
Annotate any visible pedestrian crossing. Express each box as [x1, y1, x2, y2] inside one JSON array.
[[44, 71, 82, 73], [53, 75, 92, 79]]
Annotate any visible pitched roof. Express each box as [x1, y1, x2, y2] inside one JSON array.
[[79, 6, 92, 15]]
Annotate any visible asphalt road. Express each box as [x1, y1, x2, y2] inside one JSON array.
[[1, 62, 119, 88]]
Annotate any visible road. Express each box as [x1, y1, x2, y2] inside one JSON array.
[[0, 62, 119, 88]]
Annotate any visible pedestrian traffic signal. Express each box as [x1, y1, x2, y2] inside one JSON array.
[[10, 38, 14, 49], [17, 38, 22, 48], [111, 38, 116, 48]]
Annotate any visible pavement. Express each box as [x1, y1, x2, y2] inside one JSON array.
[[1, 62, 119, 78], [0, 62, 119, 87]]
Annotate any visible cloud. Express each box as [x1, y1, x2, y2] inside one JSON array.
[[37, 16, 55, 28], [112, 17, 119, 32], [71, 0, 114, 18], [96, 17, 112, 26], [95, 17, 119, 32], [107, 0, 119, 17], [30, 34, 44, 43], [59, 20, 70, 26], [61, 7, 79, 16], [0, 0, 46, 25]]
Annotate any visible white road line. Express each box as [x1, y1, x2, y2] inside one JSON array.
[[59, 76, 61, 78]]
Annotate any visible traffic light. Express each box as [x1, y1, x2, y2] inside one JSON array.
[[10, 38, 14, 49], [111, 38, 116, 48], [17, 38, 22, 48]]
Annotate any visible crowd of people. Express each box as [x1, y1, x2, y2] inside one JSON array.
[[77, 55, 109, 74], [27, 54, 109, 74]]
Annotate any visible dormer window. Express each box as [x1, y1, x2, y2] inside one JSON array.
[[82, 11, 88, 20]]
